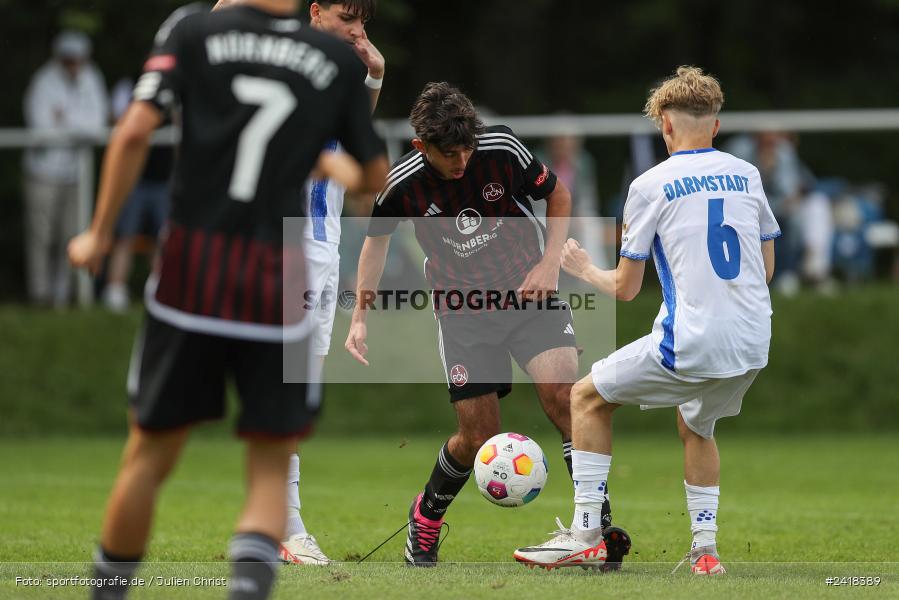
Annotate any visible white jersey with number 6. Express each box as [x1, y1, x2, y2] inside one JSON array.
[[620, 148, 781, 378]]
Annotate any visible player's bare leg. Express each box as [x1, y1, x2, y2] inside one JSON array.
[[92, 423, 189, 599], [525, 347, 576, 444], [229, 437, 296, 600], [678, 410, 719, 486], [570, 376, 617, 455], [238, 438, 295, 542], [100, 424, 189, 555], [676, 410, 725, 575], [446, 393, 502, 464], [405, 393, 500, 566]]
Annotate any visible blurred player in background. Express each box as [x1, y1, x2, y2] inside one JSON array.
[[346, 82, 630, 568], [514, 67, 778, 575], [216, 0, 386, 567], [283, 0, 384, 566], [69, 1, 386, 598]]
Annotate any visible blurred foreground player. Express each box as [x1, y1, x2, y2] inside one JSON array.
[[513, 67, 778, 575], [68, 1, 387, 598]]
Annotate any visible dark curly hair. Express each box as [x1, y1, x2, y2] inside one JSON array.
[[311, 0, 376, 22], [409, 82, 485, 151]]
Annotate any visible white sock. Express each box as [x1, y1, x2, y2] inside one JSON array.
[[571, 450, 611, 542], [685, 481, 719, 549], [285, 453, 306, 538]]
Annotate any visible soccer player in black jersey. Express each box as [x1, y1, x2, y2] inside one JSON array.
[[68, 2, 387, 598], [345, 82, 629, 568]]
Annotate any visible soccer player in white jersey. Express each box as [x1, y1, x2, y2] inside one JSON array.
[[513, 66, 779, 575], [285, 0, 385, 566], [212, 0, 384, 566], [216, 0, 385, 565]]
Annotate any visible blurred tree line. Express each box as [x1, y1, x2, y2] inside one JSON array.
[[2, 0, 899, 296], [4, 0, 899, 119]]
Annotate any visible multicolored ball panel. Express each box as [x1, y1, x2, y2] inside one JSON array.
[[479, 444, 498, 465], [486, 480, 508, 500], [522, 488, 542, 504], [512, 454, 533, 476]]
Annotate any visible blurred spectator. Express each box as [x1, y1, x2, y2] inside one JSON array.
[[23, 31, 108, 307], [725, 132, 834, 294], [828, 181, 899, 284], [101, 78, 173, 312], [536, 133, 610, 268]]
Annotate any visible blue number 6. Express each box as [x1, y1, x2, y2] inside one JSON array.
[[707, 198, 741, 280]]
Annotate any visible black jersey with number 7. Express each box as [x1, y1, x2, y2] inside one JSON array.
[[133, 5, 383, 341]]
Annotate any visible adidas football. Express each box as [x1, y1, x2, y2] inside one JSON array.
[[473, 432, 548, 507]]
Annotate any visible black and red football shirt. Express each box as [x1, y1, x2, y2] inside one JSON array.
[[368, 125, 559, 307]]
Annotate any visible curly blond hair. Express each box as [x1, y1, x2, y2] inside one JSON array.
[[643, 66, 724, 128]]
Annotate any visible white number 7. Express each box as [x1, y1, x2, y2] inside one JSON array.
[[230, 75, 297, 202]]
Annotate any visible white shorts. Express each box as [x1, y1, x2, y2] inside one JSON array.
[[590, 335, 759, 439], [304, 240, 340, 357]]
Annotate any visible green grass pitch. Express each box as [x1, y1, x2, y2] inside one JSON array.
[[1, 434, 897, 598]]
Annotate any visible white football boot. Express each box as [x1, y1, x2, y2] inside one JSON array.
[[279, 533, 331, 565], [513, 518, 607, 569], [672, 544, 726, 576]]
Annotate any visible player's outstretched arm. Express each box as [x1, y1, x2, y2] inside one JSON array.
[[609, 258, 645, 301], [345, 234, 391, 365], [561, 239, 645, 301], [68, 101, 162, 273]]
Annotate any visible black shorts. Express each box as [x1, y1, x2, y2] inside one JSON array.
[[127, 313, 319, 438], [436, 302, 577, 402]]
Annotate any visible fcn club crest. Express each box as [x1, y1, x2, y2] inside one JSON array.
[[483, 182, 504, 202], [450, 364, 469, 387]]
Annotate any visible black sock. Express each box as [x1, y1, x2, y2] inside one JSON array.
[[91, 546, 141, 600], [601, 485, 613, 529], [228, 532, 278, 600], [562, 440, 573, 478], [420, 442, 471, 521]]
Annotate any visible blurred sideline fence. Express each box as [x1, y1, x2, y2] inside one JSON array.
[[3, 108, 899, 305]]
